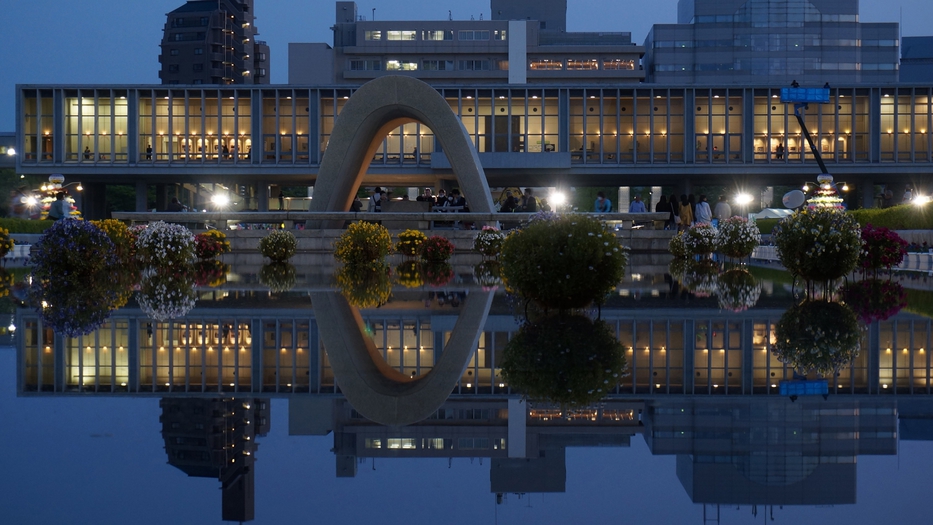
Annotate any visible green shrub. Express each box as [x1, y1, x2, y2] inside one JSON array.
[[773, 208, 861, 282], [333, 222, 391, 266], [0, 218, 55, 234], [501, 315, 627, 406], [501, 215, 627, 309], [753, 218, 780, 235], [0, 227, 14, 258], [259, 230, 298, 262], [848, 203, 933, 230]]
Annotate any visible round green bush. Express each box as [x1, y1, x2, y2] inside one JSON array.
[[668, 231, 688, 259], [501, 315, 627, 406], [259, 230, 298, 262], [500, 215, 627, 309], [259, 262, 297, 293], [773, 208, 861, 282]]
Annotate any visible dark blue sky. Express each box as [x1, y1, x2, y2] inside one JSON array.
[[2, 0, 931, 131], [2, 347, 933, 524]]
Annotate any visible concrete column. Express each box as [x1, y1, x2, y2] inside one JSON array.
[[868, 321, 880, 394], [128, 321, 139, 392], [862, 177, 876, 209], [684, 90, 696, 164], [507, 398, 527, 458], [650, 185, 662, 211], [683, 320, 695, 393], [251, 319, 263, 392], [618, 187, 630, 213], [135, 181, 148, 212], [257, 183, 270, 212], [742, 320, 754, 394], [155, 184, 168, 211], [870, 88, 882, 163]]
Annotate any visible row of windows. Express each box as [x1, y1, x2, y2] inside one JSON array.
[[363, 437, 502, 450], [167, 64, 207, 72], [655, 36, 896, 50], [364, 29, 506, 42], [168, 48, 205, 56], [654, 60, 897, 73], [171, 16, 209, 28], [351, 58, 634, 72], [693, 13, 859, 26], [171, 32, 206, 42]]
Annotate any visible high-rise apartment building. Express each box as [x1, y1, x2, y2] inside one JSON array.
[[643, 0, 899, 85], [159, 0, 270, 85]]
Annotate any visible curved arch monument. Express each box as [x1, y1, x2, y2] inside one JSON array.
[[309, 76, 495, 227]]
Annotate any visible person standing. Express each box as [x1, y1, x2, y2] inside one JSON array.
[[83, 147, 91, 160], [679, 194, 693, 230], [904, 186, 914, 204], [775, 142, 784, 160], [669, 195, 680, 230], [628, 195, 646, 213], [417, 188, 436, 206], [368, 187, 382, 212], [278, 190, 285, 210], [146, 144, 152, 160], [594, 191, 612, 213], [713, 195, 732, 222], [655, 195, 671, 229], [500, 190, 518, 213], [695, 194, 713, 224]]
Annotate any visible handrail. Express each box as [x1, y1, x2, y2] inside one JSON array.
[[112, 211, 670, 223]]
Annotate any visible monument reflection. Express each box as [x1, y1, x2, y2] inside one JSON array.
[[15, 275, 933, 521]]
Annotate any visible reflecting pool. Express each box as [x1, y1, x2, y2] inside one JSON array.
[[2, 258, 933, 524]]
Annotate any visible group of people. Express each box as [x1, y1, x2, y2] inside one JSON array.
[[648, 194, 733, 230], [499, 188, 541, 213]]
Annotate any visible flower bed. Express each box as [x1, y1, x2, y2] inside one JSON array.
[[773, 208, 861, 282], [473, 226, 506, 258], [717, 216, 761, 259], [333, 222, 391, 266], [683, 223, 718, 256], [500, 215, 627, 309], [136, 221, 195, 267], [260, 230, 298, 262], [395, 229, 427, 258], [858, 224, 907, 274], [195, 229, 231, 260]]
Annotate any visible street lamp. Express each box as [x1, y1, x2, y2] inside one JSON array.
[[734, 192, 754, 206]]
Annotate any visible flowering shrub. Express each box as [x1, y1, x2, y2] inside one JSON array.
[[333, 221, 391, 266], [774, 300, 860, 376], [91, 219, 137, 265], [683, 223, 719, 256], [193, 259, 229, 287], [501, 215, 627, 309], [473, 226, 506, 258], [501, 315, 628, 406], [136, 221, 195, 267], [259, 230, 298, 262], [842, 279, 907, 323], [423, 261, 454, 287], [0, 268, 12, 299], [717, 217, 761, 259], [137, 266, 197, 321], [336, 263, 392, 308], [716, 269, 762, 312], [195, 229, 231, 260], [259, 262, 297, 293], [773, 208, 861, 282], [0, 227, 15, 259], [394, 229, 427, 258], [394, 261, 423, 288], [28, 220, 123, 336], [668, 231, 688, 259], [421, 235, 455, 263], [473, 261, 502, 289], [858, 224, 907, 274], [525, 210, 561, 225]]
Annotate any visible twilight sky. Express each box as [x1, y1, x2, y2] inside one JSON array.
[[2, 0, 931, 131]]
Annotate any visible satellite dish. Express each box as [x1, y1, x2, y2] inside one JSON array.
[[783, 190, 806, 209]]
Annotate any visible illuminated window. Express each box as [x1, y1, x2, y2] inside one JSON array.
[[386, 60, 418, 71], [364, 30, 382, 41], [387, 30, 417, 41], [423, 30, 453, 41]]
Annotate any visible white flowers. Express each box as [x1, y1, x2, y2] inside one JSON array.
[[136, 221, 196, 266]]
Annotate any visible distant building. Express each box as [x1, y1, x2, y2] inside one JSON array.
[[0, 132, 15, 169], [159, 0, 270, 85], [160, 397, 270, 522], [289, 0, 644, 85], [901, 36, 933, 83], [644, 0, 899, 85]]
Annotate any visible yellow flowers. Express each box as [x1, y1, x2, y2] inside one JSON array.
[[334, 221, 392, 266]]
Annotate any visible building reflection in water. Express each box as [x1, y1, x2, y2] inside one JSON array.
[[14, 291, 933, 521]]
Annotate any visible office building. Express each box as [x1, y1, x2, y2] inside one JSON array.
[[901, 37, 933, 83], [159, 0, 270, 85], [289, 1, 643, 85], [643, 0, 899, 85]]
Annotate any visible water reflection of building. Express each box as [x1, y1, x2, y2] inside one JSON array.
[[16, 299, 933, 396], [160, 397, 270, 522]]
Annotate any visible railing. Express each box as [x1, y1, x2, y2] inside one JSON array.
[[111, 211, 670, 230]]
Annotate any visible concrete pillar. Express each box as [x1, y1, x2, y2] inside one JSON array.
[[618, 187, 630, 213], [135, 181, 148, 212], [507, 398, 527, 458], [650, 185, 662, 212], [862, 177, 876, 209], [257, 183, 270, 212], [683, 320, 695, 393], [155, 184, 168, 211]]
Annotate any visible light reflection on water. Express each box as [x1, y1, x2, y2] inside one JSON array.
[[4, 258, 933, 524]]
